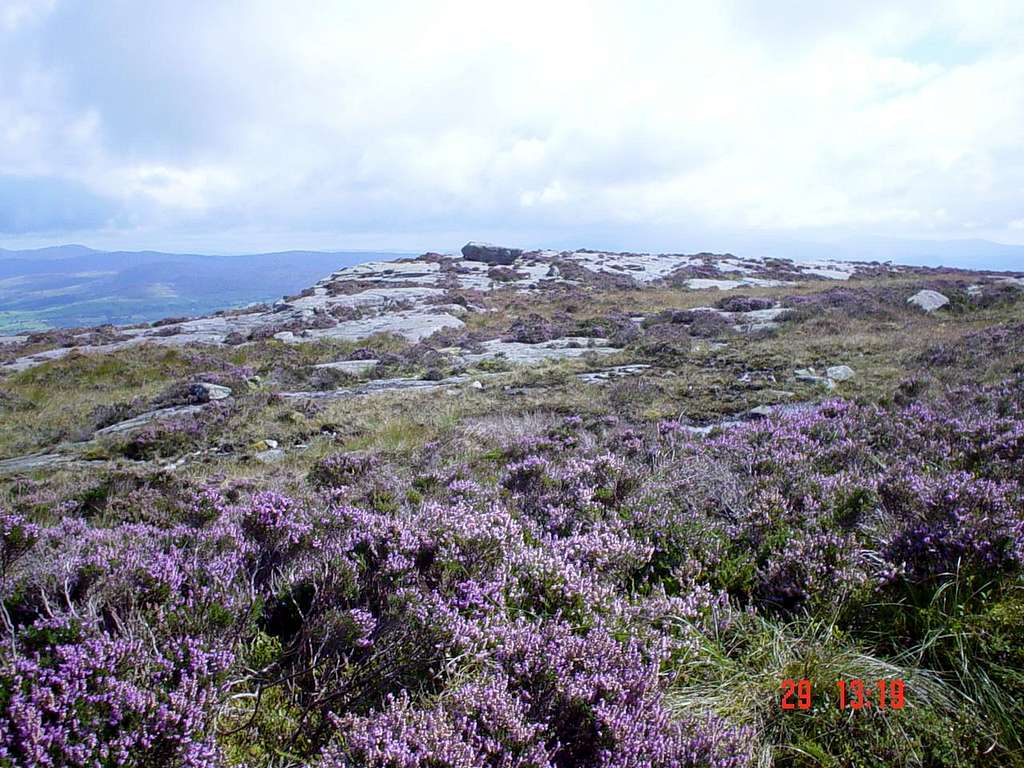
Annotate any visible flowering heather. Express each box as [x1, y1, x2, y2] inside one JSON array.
[[1, 376, 1023, 764], [1, 619, 232, 767]]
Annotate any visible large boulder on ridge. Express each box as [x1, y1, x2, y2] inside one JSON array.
[[461, 241, 523, 265]]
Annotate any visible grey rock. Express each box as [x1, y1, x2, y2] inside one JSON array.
[[254, 448, 286, 463], [314, 359, 379, 375], [826, 365, 855, 381], [0, 453, 74, 476], [458, 337, 618, 366], [679, 420, 745, 436], [576, 364, 651, 384], [461, 242, 523, 265], [190, 382, 232, 401], [745, 402, 817, 420], [728, 307, 787, 334], [907, 289, 949, 312], [280, 374, 476, 400], [794, 367, 835, 390]]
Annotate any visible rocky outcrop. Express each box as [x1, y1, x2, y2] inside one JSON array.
[[0, 244, 970, 376], [461, 242, 523, 265]]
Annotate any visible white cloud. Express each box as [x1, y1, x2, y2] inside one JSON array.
[[0, 0, 54, 31], [113, 164, 239, 211], [0, 0, 1023, 249]]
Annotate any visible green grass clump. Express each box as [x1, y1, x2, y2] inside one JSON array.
[[668, 612, 994, 767]]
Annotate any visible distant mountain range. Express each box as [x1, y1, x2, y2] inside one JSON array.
[[0, 245, 409, 332]]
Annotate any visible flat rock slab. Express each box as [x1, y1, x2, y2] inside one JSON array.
[[313, 359, 380, 374], [295, 310, 464, 344], [254, 448, 286, 463], [679, 420, 746, 436], [0, 453, 74, 476], [685, 401, 817, 435], [95, 404, 206, 437], [576, 364, 652, 384], [281, 375, 474, 400], [459, 337, 619, 366], [685, 278, 792, 291]]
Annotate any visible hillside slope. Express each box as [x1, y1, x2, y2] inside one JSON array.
[[1, 243, 1023, 767]]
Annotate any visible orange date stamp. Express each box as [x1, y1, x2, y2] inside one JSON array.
[[780, 678, 905, 710]]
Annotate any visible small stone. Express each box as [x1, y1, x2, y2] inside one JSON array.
[[907, 289, 949, 312], [470, 380, 484, 390], [826, 365, 855, 382]]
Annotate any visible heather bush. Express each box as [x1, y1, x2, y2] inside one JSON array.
[[714, 296, 774, 313], [504, 313, 565, 343], [1, 374, 1023, 765], [1, 619, 232, 768], [308, 452, 378, 489]]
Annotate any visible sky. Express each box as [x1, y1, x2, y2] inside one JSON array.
[[1, 0, 1023, 258]]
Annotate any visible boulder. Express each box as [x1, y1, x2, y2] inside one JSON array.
[[461, 242, 523, 265], [907, 290, 949, 312], [826, 365, 855, 382]]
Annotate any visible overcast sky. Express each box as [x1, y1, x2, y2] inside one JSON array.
[[1, 0, 1023, 256]]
